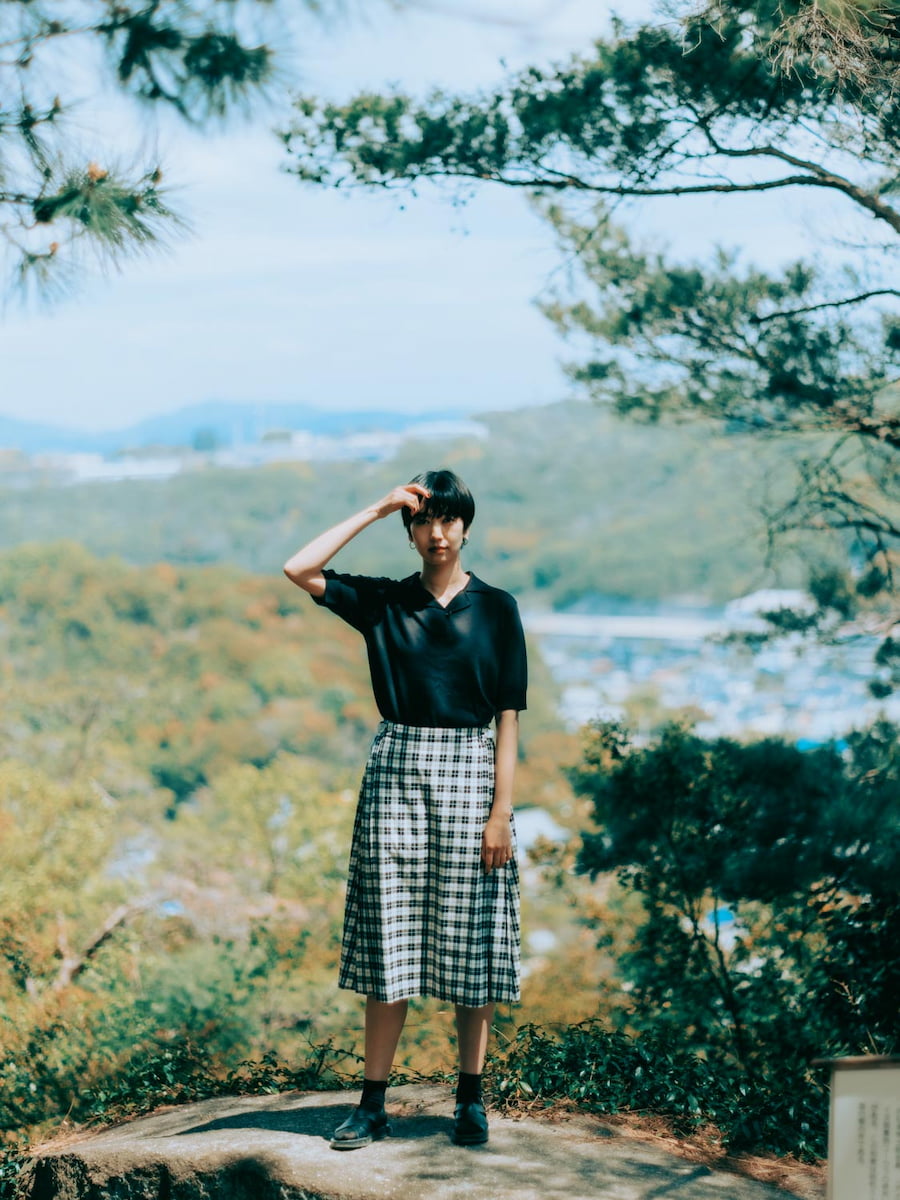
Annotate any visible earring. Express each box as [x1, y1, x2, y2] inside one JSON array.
[[409, 540, 415, 549], [462, 537, 469, 546]]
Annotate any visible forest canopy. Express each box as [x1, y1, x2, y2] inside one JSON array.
[[2, 540, 896, 1169], [0, 542, 586, 1154]]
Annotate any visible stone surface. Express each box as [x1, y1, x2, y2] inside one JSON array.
[[17, 1085, 821, 1200]]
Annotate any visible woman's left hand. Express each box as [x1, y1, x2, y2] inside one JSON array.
[[481, 812, 514, 874]]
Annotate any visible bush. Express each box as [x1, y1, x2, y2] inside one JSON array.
[[574, 720, 900, 1071], [491, 1021, 828, 1158]]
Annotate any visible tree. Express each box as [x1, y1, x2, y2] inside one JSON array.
[[571, 718, 900, 1147], [0, 0, 284, 292], [751, 0, 900, 90], [282, 0, 900, 686]]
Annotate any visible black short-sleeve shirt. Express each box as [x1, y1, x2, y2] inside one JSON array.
[[313, 570, 527, 727]]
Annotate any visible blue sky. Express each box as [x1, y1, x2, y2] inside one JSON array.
[[0, 0, 842, 433]]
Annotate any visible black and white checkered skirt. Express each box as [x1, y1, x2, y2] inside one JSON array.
[[338, 720, 520, 1007]]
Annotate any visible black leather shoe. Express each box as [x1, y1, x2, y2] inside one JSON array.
[[330, 1105, 391, 1150], [452, 1099, 489, 1145]]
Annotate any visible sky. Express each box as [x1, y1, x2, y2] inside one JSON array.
[[0, 0, 844, 433]]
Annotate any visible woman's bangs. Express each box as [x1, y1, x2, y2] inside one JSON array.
[[420, 493, 465, 523]]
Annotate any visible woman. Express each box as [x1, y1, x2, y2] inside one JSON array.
[[283, 468, 527, 1150]]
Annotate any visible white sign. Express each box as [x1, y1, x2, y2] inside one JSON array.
[[829, 1062, 900, 1200]]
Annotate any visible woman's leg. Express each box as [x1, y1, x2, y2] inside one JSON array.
[[365, 997, 409, 1079], [331, 997, 408, 1149], [454, 1002, 494, 1073], [452, 1002, 494, 1144]]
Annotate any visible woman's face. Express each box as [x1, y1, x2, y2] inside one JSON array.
[[409, 511, 466, 563]]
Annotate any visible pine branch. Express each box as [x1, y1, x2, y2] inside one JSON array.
[[699, 138, 900, 235], [751, 290, 900, 323]]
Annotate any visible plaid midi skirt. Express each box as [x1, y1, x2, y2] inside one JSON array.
[[338, 721, 521, 1007]]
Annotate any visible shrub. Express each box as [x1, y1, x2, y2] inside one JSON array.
[[491, 1021, 827, 1158]]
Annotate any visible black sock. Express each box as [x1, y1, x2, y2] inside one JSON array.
[[360, 1078, 387, 1111], [456, 1071, 482, 1105]]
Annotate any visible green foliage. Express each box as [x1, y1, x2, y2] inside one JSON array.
[[0, 1040, 349, 1200], [570, 719, 899, 1153], [575, 723, 847, 907], [502, 713, 900, 1162], [1, 0, 282, 291], [284, 3, 900, 202], [540, 225, 897, 434], [73, 1039, 347, 1123], [538, 209, 900, 672], [0, 1148, 25, 1200], [0, 915, 349, 1130], [493, 1021, 827, 1157]]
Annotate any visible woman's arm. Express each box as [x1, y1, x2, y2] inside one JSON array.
[[283, 484, 429, 596], [481, 709, 519, 874]]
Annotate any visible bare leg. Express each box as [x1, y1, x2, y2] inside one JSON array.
[[454, 1002, 495, 1074], [364, 997, 408, 1080], [452, 1002, 494, 1145], [331, 998, 407, 1149]]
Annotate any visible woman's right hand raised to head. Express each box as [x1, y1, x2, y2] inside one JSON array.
[[372, 484, 430, 520], [284, 483, 431, 594]]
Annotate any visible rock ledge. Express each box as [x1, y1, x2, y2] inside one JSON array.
[[16, 1084, 819, 1200]]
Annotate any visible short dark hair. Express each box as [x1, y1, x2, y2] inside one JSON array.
[[401, 468, 475, 533]]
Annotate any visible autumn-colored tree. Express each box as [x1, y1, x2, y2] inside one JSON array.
[[0, 543, 588, 1146]]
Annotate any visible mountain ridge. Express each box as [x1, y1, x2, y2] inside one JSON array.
[[0, 401, 465, 455]]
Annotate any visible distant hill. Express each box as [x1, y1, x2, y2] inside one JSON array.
[[0, 402, 463, 455], [0, 399, 847, 607]]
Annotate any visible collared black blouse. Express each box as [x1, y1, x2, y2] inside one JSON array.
[[313, 570, 528, 728]]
